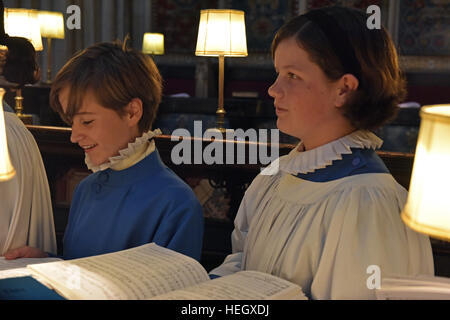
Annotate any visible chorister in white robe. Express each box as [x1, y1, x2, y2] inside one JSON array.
[[209, 130, 434, 299], [0, 112, 57, 255]]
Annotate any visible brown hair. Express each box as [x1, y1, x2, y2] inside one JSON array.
[[0, 1, 40, 85], [50, 41, 163, 133], [271, 6, 406, 130]]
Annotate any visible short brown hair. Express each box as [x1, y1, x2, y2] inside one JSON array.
[[271, 6, 406, 131], [50, 41, 163, 133], [1, 36, 40, 85]]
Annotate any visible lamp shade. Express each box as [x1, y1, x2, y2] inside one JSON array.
[[0, 88, 15, 181], [402, 104, 450, 241], [38, 10, 65, 39], [195, 9, 247, 57], [142, 33, 164, 55], [4, 8, 43, 51]]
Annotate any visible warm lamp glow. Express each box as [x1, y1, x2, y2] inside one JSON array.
[[38, 10, 65, 39], [142, 33, 164, 55], [402, 104, 450, 241], [195, 9, 247, 57], [0, 88, 16, 181], [37, 10, 65, 83], [195, 9, 247, 132], [4, 8, 43, 51]]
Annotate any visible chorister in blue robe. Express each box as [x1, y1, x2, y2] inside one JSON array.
[[63, 143, 204, 261]]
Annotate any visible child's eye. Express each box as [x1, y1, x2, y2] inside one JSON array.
[[287, 72, 298, 79], [82, 120, 94, 125]]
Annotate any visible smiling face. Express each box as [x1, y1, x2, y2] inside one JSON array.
[[59, 87, 140, 166], [268, 37, 350, 149]]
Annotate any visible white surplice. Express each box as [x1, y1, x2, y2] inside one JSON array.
[[0, 112, 56, 255], [210, 130, 434, 299]]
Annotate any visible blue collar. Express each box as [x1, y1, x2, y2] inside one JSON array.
[[295, 148, 389, 182]]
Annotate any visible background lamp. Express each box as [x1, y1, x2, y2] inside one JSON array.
[[4, 8, 43, 124], [38, 10, 65, 83], [0, 88, 15, 181], [4, 8, 43, 51], [195, 9, 247, 132], [142, 33, 164, 55], [401, 104, 450, 241]]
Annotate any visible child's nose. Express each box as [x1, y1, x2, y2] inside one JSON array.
[[70, 123, 83, 144], [268, 79, 281, 98]]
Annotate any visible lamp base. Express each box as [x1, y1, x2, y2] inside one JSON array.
[[214, 108, 228, 134], [205, 127, 235, 135], [14, 88, 33, 125], [17, 113, 33, 125]]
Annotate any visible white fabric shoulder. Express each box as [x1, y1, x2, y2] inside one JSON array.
[[262, 130, 382, 176], [86, 128, 162, 172], [0, 112, 57, 255]]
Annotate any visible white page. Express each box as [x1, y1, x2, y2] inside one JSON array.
[[151, 270, 308, 300], [0, 267, 31, 279], [382, 275, 450, 288], [0, 257, 62, 271], [376, 286, 450, 300], [376, 274, 450, 300], [28, 243, 210, 300]]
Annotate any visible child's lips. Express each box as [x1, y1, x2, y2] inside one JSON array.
[[80, 144, 98, 153], [275, 106, 288, 115]]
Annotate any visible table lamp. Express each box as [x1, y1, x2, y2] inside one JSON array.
[[37, 10, 65, 83], [4, 8, 43, 51], [401, 104, 450, 241], [0, 87, 15, 181], [4, 8, 43, 124], [142, 33, 164, 55], [195, 9, 247, 133]]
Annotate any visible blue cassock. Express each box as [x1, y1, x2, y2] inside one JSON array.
[[62, 149, 204, 261]]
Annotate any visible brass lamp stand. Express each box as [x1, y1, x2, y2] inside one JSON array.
[[194, 9, 248, 135], [216, 54, 226, 132], [45, 37, 52, 84], [14, 88, 32, 124]]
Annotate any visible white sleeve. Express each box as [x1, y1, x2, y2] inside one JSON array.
[[310, 184, 434, 299], [208, 173, 281, 277]]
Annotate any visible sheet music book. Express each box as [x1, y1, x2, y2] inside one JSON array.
[[5, 243, 308, 300]]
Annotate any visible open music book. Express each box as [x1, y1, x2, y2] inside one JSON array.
[[23, 243, 307, 300], [0, 257, 62, 272], [376, 274, 450, 300], [0, 257, 62, 282]]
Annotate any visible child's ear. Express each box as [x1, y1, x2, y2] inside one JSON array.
[[125, 98, 143, 127], [334, 74, 359, 108]]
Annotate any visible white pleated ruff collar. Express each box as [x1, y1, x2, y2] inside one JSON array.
[[263, 130, 383, 176], [85, 128, 162, 172]]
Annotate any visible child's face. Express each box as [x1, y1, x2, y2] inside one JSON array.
[[59, 87, 139, 166], [268, 37, 340, 142]]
